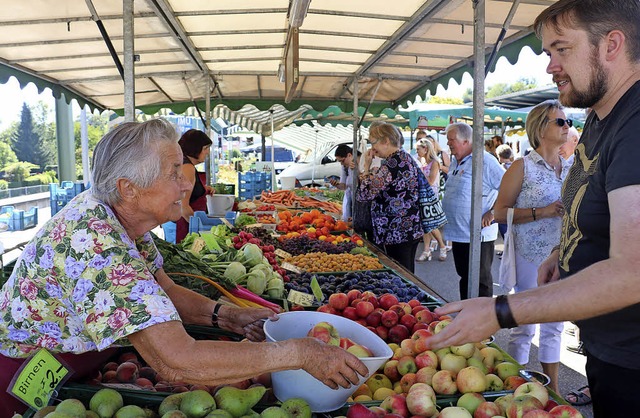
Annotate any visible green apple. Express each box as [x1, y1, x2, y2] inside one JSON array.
[[281, 398, 312, 418], [365, 373, 393, 394], [494, 362, 520, 381], [484, 373, 504, 392], [456, 392, 485, 415]]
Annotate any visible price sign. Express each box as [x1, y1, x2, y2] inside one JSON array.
[[310, 276, 324, 302], [274, 249, 292, 259], [287, 289, 315, 307], [281, 262, 302, 274], [220, 218, 234, 228], [244, 223, 264, 229], [9, 349, 70, 410]]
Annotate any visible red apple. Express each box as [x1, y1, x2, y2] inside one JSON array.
[[362, 293, 379, 309], [456, 366, 487, 393], [381, 310, 399, 328], [376, 325, 389, 340], [415, 367, 437, 385], [347, 289, 362, 303], [431, 370, 457, 395], [474, 401, 503, 418], [307, 321, 340, 346], [366, 311, 383, 327], [340, 337, 356, 350], [507, 396, 544, 418], [407, 299, 421, 308], [514, 382, 549, 409], [415, 309, 434, 324], [544, 400, 559, 412], [548, 405, 583, 418], [351, 298, 363, 308], [504, 375, 528, 390], [342, 306, 359, 321], [356, 301, 375, 318], [383, 359, 401, 382], [388, 304, 406, 318], [523, 410, 553, 418], [380, 394, 410, 418], [414, 350, 438, 369], [328, 293, 349, 311], [388, 324, 410, 344], [411, 322, 430, 334], [347, 343, 373, 358], [399, 314, 417, 331], [411, 305, 427, 316], [405, 383, 436, 417], [378, 293, 399, 310], [399, 373, 417, 393], [317, 305, 338, 315], [347, 402, 379, 418]]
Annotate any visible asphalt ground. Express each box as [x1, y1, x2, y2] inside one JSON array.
[[414, 239, 593, 417]]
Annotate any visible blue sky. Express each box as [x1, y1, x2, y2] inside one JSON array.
[[0, 47, 551, 131]]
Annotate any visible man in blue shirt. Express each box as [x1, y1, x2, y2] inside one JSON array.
[[442, 122, 505, 299]]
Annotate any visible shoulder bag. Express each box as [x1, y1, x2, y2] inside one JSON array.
[[498, 207, 517, 292]]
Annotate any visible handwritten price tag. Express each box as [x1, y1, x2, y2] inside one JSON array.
[[281, 262, 302, 274], [287, 289, 315, 307], [220, 218, 234, 228], [274, 249, 292, 259], [9, 349, 70, 410]]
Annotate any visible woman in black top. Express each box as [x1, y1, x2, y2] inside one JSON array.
[[176, 129, 213, 242]]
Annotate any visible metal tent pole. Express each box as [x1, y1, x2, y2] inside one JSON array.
[[270, 109, 276, 191], [123, 0, 135, 121], [469, 0, 486, 299], [352, 78, 360, 224], [205, 76, 213, 185], [80, 106, 91, 186]]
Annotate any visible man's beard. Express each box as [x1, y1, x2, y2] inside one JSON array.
[[560, 49, 608, 108]]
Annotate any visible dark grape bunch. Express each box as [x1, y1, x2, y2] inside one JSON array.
[[277, 235, 357, 255], [285, 271, 435, 303], [237, 226, 279, 247]]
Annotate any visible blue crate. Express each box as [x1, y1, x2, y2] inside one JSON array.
[[49, 182, 86, 215], [161, 222, 177, 243], [188, 211, 236, 234], [0, 206, 38, 231], [238, 172, 272, 200]]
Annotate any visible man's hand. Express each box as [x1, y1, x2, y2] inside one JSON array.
[[425, 298, 499, 351], [538, 250, 561, 286], [481, 211, 495, 228], [300, 338, 369, 389]]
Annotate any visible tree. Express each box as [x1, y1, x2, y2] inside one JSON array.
[[11, 103, 48, 168], [463, 78, 540, 101], [426, 96, 464, 105], [3, 161, 39, 183], [0, 142, 18, 170], [31, 101, 57, 169], [74, 113, 108, 179]]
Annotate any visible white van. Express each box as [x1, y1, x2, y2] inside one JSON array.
[[278, 142, 349, 186]]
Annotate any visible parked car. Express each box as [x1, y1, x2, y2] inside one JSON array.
[[278, 142, 350, 186], [240, 145, 296, 174]]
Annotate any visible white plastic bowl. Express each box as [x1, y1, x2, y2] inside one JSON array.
[[263, 311, 393, 412]]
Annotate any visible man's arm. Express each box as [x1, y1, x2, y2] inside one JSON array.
[[426, 184, 640, 349]]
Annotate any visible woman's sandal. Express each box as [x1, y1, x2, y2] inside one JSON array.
[[438, 247, 447, 261], [564, 385, 592, 406], [417, 250, 432, 261], [566, 341, 585, 355]]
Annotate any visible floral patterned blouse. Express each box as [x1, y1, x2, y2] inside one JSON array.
[[0, 191, 181, 358], [357, 149, 423, 245]]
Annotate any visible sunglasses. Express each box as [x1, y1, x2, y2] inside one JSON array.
[[547, 118, 573, 128]]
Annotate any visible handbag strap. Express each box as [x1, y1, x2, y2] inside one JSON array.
[[506, 207, 514, 229]]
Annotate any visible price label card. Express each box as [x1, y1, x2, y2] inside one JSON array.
[[220, 218, 234, 228], [9, 349, 71, 410], [310, 275, 324, 302], [274, 249, 292, 259], [244, 223, 264, 229], [281, 262, 302, 274], [287, 289, 315, 307]]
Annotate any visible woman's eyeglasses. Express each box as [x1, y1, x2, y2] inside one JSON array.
[[547, 118, 573, 128], [368, 137, 380, 145]]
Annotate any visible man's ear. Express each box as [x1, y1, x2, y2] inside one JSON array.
[[116, 178, 137, 201], [604, 30, 626, 61]]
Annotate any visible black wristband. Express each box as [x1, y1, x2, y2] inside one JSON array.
[[532, 207, 537, 221], [211, 304, 223, 327], [495, 295, 518, 329]]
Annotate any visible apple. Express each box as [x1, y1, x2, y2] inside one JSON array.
[[412, 330, 434, 354], [399, 373, 417, 393], [440, 353, 468, 375], [451, 343, 476, 359], [437, 406, 472, 417], [494, 394, 514, 416], [370, 407, 387, 417], [362, 292, 379, 309], [347, 289, 362, 302], [411, 305, 427, 315], [388, 304, 406, 318], [484, 373, 505, 392], [433, 319, 451, 334], [366, 373, 393, 394], [376, 326, 389, 340], [329, 293, 349, 311], [495, 362, 520, 381], [456, 366, 487, 393], [427, 320, 440, 334], [466, 357, 489, 375], [480, 347, 504, 371], [504, 375, 528, 390], [378, 293, 399, 310], [400, 339, 417, 357], [317, 305, 338, 315], [399, 314, 417, 331], [388, 325, 410, 344], [380, 394, 410, 418], [373, 387, 397, 401], [412, 322, 430, 333], [397, 355, 418, 375], [456, 392, 485, 416], [522, 411, 552, 418], [356, 301, 376, 318], [473, 401, 503, 418], [415, 350, 438, 369], [506, 395, 544, 418], [348, 343, 374, 358], [340, 337, 356, 350], [415, 309, 435, 324], [367, 311, 383, 327], [397, 302, 412, 316], [406, 383, 437, 417], [353, 384, 373, 399], [381, 310, 400, 328], [548, 405, 583, 418], [543, 400, 559, 412], [431, 370, 457, 395], [384, 360, 401, 382], [435, 347, 452, 363], [351, 298, 363, 308], [343, 306, 359, 321], [307, 321, 340, 346], [347, 403, 379, 418], [514, 382, 549, 409], [415, 366, 437, 385]]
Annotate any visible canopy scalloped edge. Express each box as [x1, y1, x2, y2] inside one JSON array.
[[0, 62, 104, 114], [397, 33, 544, 108]]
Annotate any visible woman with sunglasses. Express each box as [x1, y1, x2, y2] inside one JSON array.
[[493, 99, 572, 394], [357, 122, 423, 272]]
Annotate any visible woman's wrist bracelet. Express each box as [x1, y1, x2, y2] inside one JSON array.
[[531, 207, 537, 221], [211, 303, 223, 327], [495, 295, 518, 329]]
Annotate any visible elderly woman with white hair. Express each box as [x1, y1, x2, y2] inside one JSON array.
[[0, 119, 367, 416]]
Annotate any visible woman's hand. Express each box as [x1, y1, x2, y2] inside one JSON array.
[[538, 249, 561, 285], [219, 306, 278, 341], [299, 338, 369, 389], [205, 185, 215, 195], [544, 200, 565, 218], [364, 149, 374, 170]]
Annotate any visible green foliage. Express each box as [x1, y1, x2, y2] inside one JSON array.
[[74, 114, 108, 176], [0, 180, 8, 190], [485, 78, 538, 99], [25, 172, 57, 186], [230, 149, 242, 158], [31, 101, 56, 168], [426, 96, 464, 105], [0, 142, 18, 170], [2, 161, 39, 182]]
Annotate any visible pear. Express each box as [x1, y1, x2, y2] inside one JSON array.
[[205, 409, 234, 418], [33, 406, 57, 418], [259, 407, 289, 418], [179, 390, 216, 418], [159, 393, 187, 417], [90, 388, 124, 418], [239, 411, 260, 418], [213, 385, 267, 418], [44, 412, 72, 418], [114, 405, 146, 418], [161, 412, 187, 418], [56, 399, 86, 417]]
